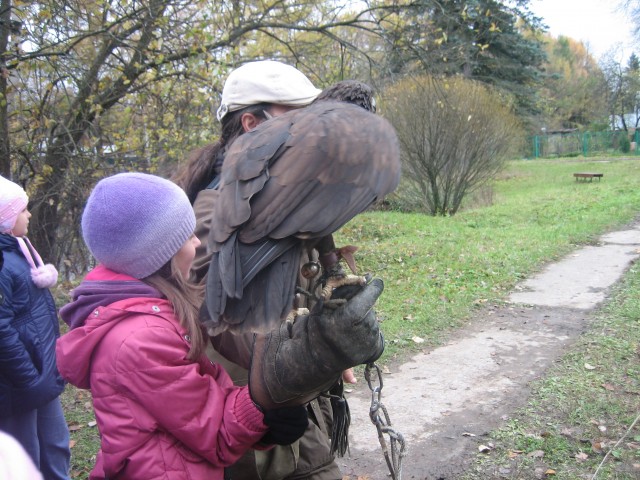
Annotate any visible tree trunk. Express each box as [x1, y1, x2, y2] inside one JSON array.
[[0, 0, 11, 177]]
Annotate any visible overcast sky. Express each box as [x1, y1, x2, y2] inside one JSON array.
[[529, 0, 636, 59]]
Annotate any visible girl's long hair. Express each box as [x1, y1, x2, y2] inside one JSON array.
[[143, 259, 206, 361], [172, 103, 271, 203]]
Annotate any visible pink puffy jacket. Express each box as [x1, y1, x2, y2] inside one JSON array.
[[56, 286, 267, 479]]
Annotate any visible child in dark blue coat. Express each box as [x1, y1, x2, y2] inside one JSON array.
[[0, 175, 70, 479]]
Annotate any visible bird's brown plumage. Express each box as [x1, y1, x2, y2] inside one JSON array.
[[202, 100, 401, 334], [314, 80, 377, 113]]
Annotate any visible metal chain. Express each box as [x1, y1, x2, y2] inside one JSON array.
[[364, 363, 406, 480]]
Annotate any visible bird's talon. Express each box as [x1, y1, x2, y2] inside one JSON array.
[[286, 307, 310, 323]]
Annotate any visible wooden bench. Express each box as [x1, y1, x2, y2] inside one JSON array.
[[574, 172, 603, 182]]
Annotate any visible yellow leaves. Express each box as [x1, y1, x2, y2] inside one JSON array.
[[434, 32, 448, 46], [149, 38, 163, 51], [38, 9, 53, 20]]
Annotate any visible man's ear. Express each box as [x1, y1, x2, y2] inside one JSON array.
[[241, 112, 263, 132]]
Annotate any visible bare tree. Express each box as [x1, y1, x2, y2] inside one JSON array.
[[382, 75, 522, 215]]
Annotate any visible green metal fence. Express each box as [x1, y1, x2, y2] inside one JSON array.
[[530, 131, 640, 158]]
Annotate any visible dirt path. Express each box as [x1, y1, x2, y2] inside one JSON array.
[[338, 225, 640, 480]]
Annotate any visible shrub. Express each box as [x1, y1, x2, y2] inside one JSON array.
[[381, 75, 523, 216]]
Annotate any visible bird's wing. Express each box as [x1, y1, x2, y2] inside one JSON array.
[[210, 100, 401, 247], [203, 238, 301, 335]]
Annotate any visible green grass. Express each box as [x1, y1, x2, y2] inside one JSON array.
[[59, 157, 640, 476]]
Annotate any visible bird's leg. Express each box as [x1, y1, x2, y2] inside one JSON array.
[[285, 307, 310, 324], [319, 262, 367, 303], [284, 286, 314, 325], [316, 236, 367, 303]]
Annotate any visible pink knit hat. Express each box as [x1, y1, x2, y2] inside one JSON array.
[[0, 175, 28, 234]]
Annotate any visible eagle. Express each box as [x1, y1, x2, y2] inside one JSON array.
[[201, 99, 401, 335]]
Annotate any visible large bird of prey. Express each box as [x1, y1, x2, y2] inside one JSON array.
[[201, 100, 401, 335]]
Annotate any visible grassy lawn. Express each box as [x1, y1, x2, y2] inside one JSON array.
[[56, 157, 640, 477]]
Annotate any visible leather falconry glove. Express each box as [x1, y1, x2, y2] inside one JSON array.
[[249, 277, 385, 410]]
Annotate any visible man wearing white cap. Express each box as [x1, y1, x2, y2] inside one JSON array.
[[174, 60, 343, 480]]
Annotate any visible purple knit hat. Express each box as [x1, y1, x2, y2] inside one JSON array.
[[81, 172, 196, 279]]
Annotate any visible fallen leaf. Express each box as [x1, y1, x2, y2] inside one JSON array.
[[88, 420, 97, 427], [598, 425, 607, 432], [545, 469, 556, 476], [584, 363, 596, 370], [508, 450, 523, 458], [626, 442, 640, 450], [69, 440, 77, 449], [478, 444, 492, 453], [528, 450, 545, 458], [560, 428, 575, 438], [411, 336, 425, 344], [68, 423, 83, 432], [601, 383, 616, 391], [575, 452, 589, 461], [462, 432, 476, 437]]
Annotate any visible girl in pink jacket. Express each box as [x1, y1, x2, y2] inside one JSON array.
[[56, 173, 307, 480]]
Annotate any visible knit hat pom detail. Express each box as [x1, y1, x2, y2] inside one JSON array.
[[31, 263, 58, 288]]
